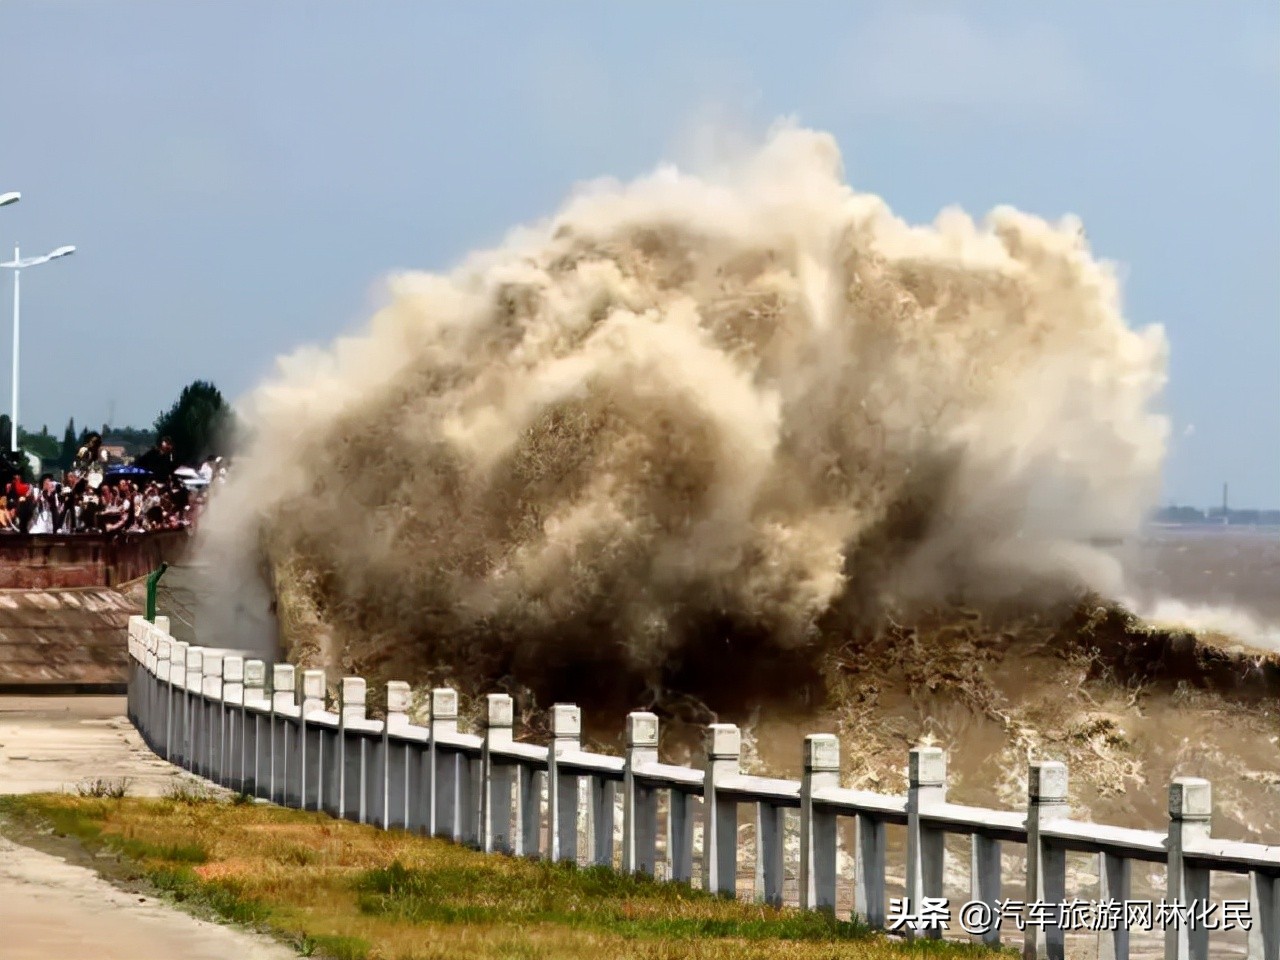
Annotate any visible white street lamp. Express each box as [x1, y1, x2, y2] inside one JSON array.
[[0, 243, 76, 452], [0, 192, 19, 208]]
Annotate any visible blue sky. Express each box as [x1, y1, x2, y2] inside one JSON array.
[[1, 2, 1277, 506]]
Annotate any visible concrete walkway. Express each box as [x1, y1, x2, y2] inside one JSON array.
[[0, 695, 296, 959]]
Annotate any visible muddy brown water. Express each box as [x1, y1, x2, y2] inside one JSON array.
[[739, 526, 1278, 959], [1121, 525, 1280, 623], [153, 526, 1278, 958]]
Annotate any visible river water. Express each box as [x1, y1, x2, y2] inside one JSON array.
[[147, 524, 1278, 958]]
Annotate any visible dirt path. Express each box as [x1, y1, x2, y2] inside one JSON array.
[[0, 695, 296, 960]]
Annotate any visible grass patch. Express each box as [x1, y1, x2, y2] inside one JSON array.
[[75, 776, 132, 799], [356, 860, 871, 941], [0, 794, 1008, 960], [164, 778, 219, 804]]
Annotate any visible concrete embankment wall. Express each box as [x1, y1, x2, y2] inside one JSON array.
[[0, 531, 191, 690], [0, 530, 191, 589]]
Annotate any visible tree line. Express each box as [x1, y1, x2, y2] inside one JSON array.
[[5, 379, 237, 476]]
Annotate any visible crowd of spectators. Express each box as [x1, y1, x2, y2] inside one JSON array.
[[0, 432, 228, 535]]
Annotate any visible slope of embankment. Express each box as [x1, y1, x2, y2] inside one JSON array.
[[0, 531, 190, 690]]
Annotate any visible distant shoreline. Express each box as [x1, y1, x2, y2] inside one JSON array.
[[1150, 508, 1280, 527], [1142, 521, 1280, 532]]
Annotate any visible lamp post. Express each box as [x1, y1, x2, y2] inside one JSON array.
[[0, 243, 76, 453], [0, 192, 19, 208]]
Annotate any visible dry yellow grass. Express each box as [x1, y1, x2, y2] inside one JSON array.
[[0, 793, 1006, 960]]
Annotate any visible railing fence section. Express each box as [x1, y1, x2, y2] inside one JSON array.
[[125, 616, 1280, 960]]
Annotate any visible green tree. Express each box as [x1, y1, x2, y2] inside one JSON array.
[[153, 380, 237, 466], [19, 426, 60, 465], [60, 418, 78, 470]]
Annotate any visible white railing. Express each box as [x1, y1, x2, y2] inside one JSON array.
[[125, 616, 1280, 960]]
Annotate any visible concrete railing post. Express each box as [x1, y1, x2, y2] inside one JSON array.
[[220, 655, 244, 788], [144, 624, 157, 727], [138, 623, 151, 738], [184, 648, 203, 773], [972, 828, 1004, 949], [151, 638, 170, 754], [200, 651, 224, 781], [339, 676, 366, 723], [1097, 849, 1131, 960], [254, 663, 274, 799], [744, 725, 781, 905], [166, 641, 188, 766], [153, 629, 168, 748], [147, 629, 160, 742], [755, 797, 784, 907], [132, 624, 144, 736], [139, 629, 155, 743], [1248, 865, 1279, 960], [338, 676, 366, 822], [301, 669, 327, 714], [270, 665, 294, 708], [134, 621, 146, 731], [270, 664, 296, 804], [136, 616, 149, 715], [142, 620, 156, 727], [145, 633, 160, 752], [129, 616, 141, 711], [145, 637, 163, 752], [906, 746, 947, 940], [856, 806, 888, 929], [461, 723, 481, 850], [800, 733, 839, 912], [221, 655, 244, 701], [1026, 760, 1069, 960], [1165, 778, 1212, 960], [241, 659, 266, 794], [590, 768, 616, 869], [134, 632, 146, 742], [481, 693, 514, 853], [623, 711, 659, 877], [299, 668, 326, 810], [667, 793, 695, 883], [703, 723, 741, 897], [379, 680, 412, 830], [429, 688, 458, 839], [548, 704, 581, 864], [142, 630, 157, 743], [514, 707, 542, 858], [401, 696, 429, 836], [126, 615, 143, 723]]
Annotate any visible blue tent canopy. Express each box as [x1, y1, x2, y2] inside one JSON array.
[[104, 465, 152, 479]]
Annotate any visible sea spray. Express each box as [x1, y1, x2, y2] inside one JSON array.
[[197, 124, 1171, 697]]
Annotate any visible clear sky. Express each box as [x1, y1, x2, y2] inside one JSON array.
[[1, 2, 1277, 506]]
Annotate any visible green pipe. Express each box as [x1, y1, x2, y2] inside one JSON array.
[[145, 563, 169, 623]]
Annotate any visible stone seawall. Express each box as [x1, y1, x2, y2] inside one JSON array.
[[0, 531, 192, 688], [0, 530, 191, 589]]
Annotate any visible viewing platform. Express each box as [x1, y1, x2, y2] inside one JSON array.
[[0, 529, 191, 590]]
